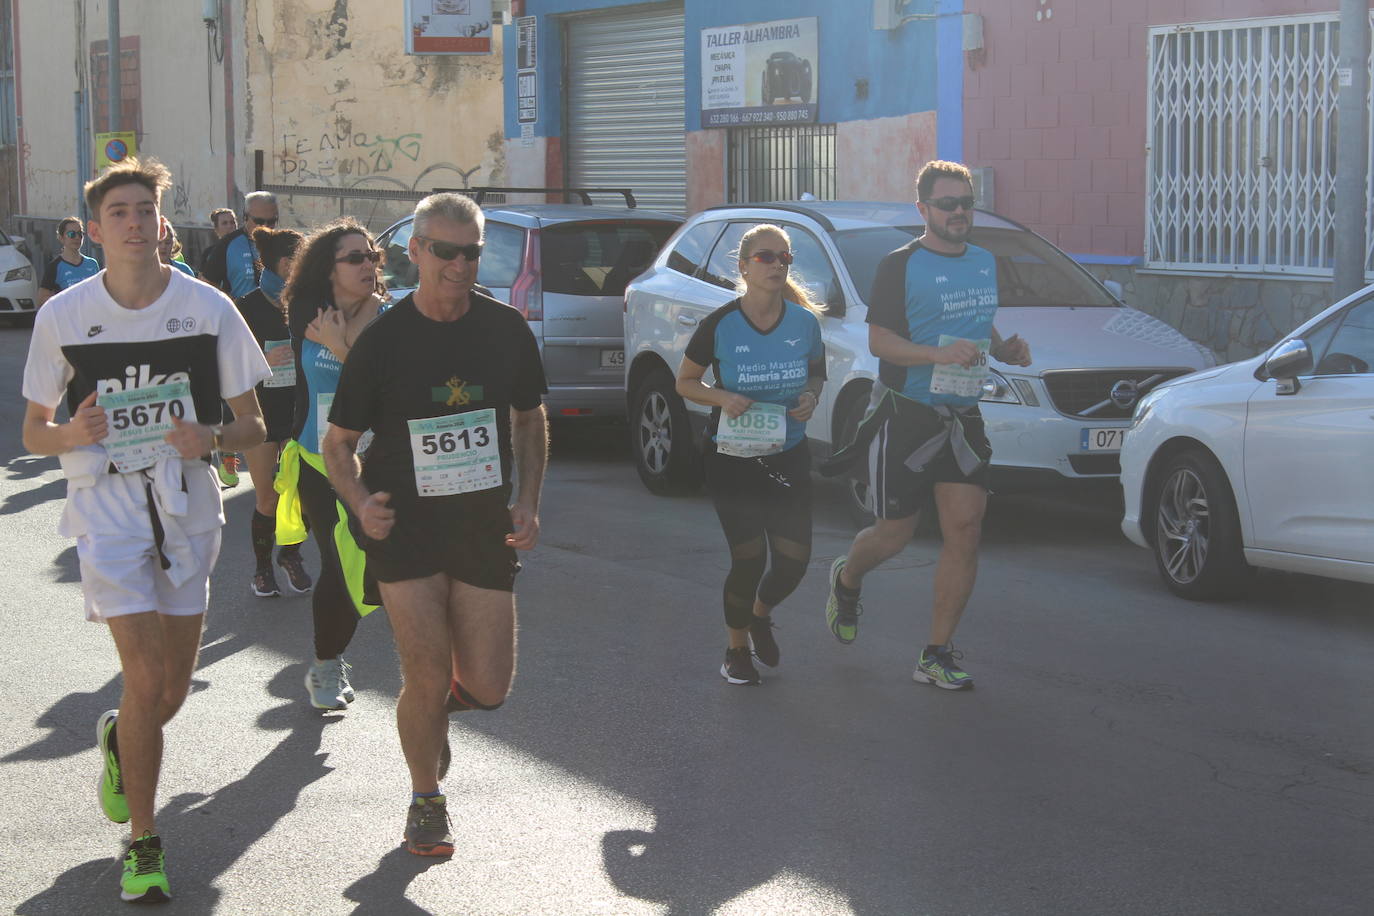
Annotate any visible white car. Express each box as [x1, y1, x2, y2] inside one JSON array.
[[0, 226, 38, 323], [1121, 284, 1374, 598], [624, 201, 1215, 518]]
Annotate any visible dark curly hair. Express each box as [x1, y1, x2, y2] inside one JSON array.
[[282, 218, 380, 339], [251, 226, 303, 277]]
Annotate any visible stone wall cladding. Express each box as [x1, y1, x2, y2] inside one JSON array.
[[1083, 265, 1336, 363]]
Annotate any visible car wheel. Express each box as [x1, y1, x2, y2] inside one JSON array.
[[1151, 449, 1250, 600], [631, 369, 702, 496], [835, 391, 875, 529]]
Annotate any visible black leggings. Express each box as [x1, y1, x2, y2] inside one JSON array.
[[297, 460, 360, 660], [704, 441, 813, 630]]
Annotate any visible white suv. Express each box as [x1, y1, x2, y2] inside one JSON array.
[[623, 201, 1215, 516]]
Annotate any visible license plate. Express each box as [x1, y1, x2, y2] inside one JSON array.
[[600, 349, 624, 369], [1081, 427, 1126, 451]]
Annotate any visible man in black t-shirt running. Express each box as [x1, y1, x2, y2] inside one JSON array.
[[323, 192, 548, 858]]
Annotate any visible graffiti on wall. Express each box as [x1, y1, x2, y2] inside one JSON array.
[[278, 127, 426, 182]]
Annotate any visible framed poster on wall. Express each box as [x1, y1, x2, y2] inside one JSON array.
[[406, 0, 494, 55]]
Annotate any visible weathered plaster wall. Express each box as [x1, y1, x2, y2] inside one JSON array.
[[16, 0, 232, 225], [836, 112, 937, 203], [245, 0, 507, 227]]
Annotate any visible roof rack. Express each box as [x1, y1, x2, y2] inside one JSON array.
[[437, 186, 638, 208]]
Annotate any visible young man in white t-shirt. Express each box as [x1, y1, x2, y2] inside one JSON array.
[[21, 158, 270, 904]]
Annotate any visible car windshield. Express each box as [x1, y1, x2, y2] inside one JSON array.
[[834, 225, 1118, 308], [541, 221, 679, 296]]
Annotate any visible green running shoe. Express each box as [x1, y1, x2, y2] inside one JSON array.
[[120, 832, 171, 903], [215, 451, 240, 488], [825, 557, 862, 644], [913, 645, 975, 690], [96, 710, 129, 824]]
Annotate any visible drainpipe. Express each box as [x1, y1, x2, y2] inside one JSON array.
[[107, 0, 120, 132], [1333, 0, 1370, 298]]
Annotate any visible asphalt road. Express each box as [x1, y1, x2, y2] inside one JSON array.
[[0, 319, 1371, 915]]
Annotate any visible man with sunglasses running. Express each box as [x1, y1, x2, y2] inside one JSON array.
[[822, 160, 1032, 690], [201, 191, 278, 298], [323, 192, 547, 857]]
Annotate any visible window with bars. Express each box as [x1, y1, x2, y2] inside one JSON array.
[[727, 124, 836, 203], [1146, 15, 1373, 276], [90, 37, 142, 136]]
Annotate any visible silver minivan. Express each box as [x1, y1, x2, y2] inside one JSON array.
[[376, 204, 681, 418]]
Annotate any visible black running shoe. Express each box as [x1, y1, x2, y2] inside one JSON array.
[[252, 568, 281, 598], [277, 549, 313, 594], [404, 795, 455, 857], [749, 615, 780, 668], [720, 647, 761, 685]]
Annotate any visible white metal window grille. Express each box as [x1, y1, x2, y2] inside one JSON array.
[[1146, 15, 1374, 276], [727, 124, 836, 203]]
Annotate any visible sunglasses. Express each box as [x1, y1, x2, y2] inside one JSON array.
[[748, 248, 793, 266], [923, 196, 977, 213], [249, 216, 279, 227], [418, 236, 483, 263], [64, 230, 84, 239], [335, 249, 382, 266]]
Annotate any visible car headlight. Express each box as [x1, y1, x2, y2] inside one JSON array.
[[1130, 388, 1164, 429], [5, 266, 31, 282], [979, 370, 1022, 404]]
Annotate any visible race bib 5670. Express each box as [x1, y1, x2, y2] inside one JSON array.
[[98, 381, 194, 473]]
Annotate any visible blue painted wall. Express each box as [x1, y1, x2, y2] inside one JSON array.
[[506, 0, 943, 139]]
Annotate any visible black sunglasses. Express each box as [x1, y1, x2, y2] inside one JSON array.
[[923, 196, 977, 213], [418, 236, 483, 263], [249, 216, 279, 227], [64, 230, 84, 239], [748, 248, 793, 266], [335, 249, 382, 266]]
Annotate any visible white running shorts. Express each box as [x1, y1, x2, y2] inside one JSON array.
[[75, 528, 223, 623]]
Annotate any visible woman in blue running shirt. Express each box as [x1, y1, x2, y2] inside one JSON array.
[[157, 218, 197, 277], [676, 224, 826, 686], [37, 217, 100, 307], [277, 219, 386, 711]]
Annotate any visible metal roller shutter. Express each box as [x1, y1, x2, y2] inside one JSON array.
[[566, 5, 686, 214]]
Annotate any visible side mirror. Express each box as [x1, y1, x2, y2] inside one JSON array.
[[1263, 338, 1312, 395], [825, 286, 846, 318], [1103, 279, 1124, 301]]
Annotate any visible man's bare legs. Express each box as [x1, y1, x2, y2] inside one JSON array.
[[383, 575, 515, 793], [837, 481, 987, 646], [106, 612, 205, 838]]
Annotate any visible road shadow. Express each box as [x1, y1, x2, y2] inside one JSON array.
[[342, 847, 447, 916], [17, 664, 340, 914]]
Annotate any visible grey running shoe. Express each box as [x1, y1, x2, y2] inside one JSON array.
[[404, 795, 455, 856], [720, 647, 761, 685], [304, 658, 348, 710]]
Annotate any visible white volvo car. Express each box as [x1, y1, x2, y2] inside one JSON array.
[[624, 201, 1215, 520], [1121, 284, 1374, 598]]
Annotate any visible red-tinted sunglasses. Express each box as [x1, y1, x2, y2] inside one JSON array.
[[748, 249, 793, 266]]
